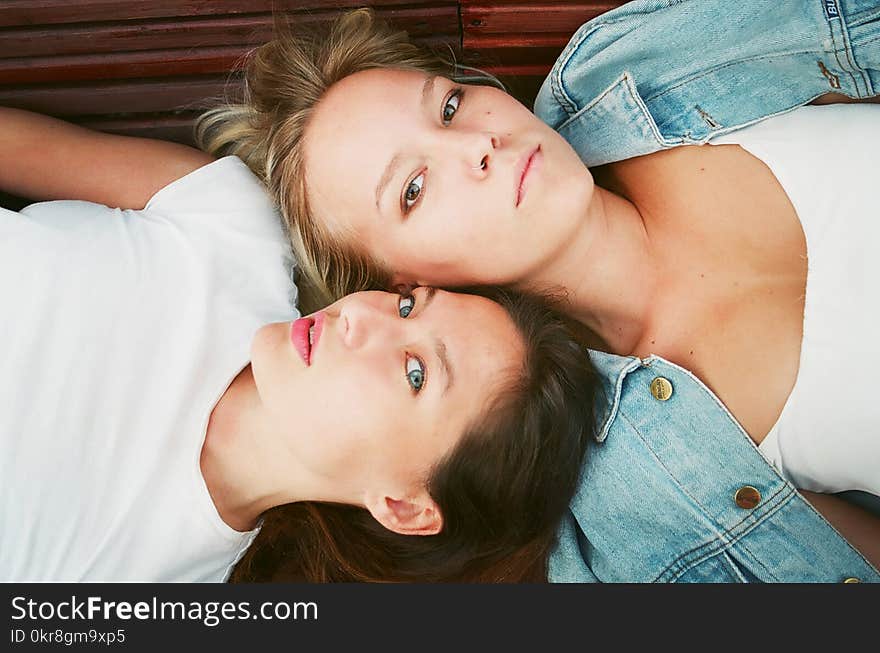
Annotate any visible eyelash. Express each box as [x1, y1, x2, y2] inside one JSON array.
[[398, 294, 427, 394], [400, 87, 465, 216]]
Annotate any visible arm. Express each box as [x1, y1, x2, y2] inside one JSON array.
[[811, 93, 880, 105], [0, 107, 213, 210], [800, 490, 880, 572]]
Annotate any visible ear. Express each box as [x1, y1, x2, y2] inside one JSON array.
[[364, 490, 443, 536]]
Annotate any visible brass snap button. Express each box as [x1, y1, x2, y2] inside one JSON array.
[[650, 377, 673, 401], [734, 486, 761, 509], [843, 577, 861, 583]]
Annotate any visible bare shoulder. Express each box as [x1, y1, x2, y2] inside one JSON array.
[[599, 144, 785, 231]]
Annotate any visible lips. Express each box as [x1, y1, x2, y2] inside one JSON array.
[[515, 145, 541, 207], [290, 311, 324, 365]]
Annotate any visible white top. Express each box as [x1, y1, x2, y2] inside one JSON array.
[[0, 157, 298, 581], [712, 104, 880, 496]]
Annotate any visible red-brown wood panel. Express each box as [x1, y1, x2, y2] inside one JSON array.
[[0, 0, 427, 28], [0, 1, 625, 147], [0, 33, 455, 84], [0, 7, 459, 59], [0, 76, 236, 116], [0, 1, 459, 146], [461, 1, 620, 34]]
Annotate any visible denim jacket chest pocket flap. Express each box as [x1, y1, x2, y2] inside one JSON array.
[[553, 72, 673, 168]]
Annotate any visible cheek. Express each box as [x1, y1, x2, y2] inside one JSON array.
[[398, 206, 517, 284], [326, 402, 418, 483]]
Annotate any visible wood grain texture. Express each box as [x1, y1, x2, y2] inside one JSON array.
[[0, 7, 459, 59], [0, 1, 623, 144], [0, 34, 456, 84], [461, 2, 619, 34], [0, 0, 437, 28]]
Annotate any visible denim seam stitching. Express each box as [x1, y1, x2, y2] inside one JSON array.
[[551, 22, 608, 116], [551, 0, 694, 116], [645, 362, 879, 574], [556, 72, 672, 147], [699, 487, 795, 584], [643, 50, 828, 102], [639, 355, 880, 577], [656, 484, 795, 583], [783, 489, 880, 574], [615, 408, 776, 581], [617, 409, 718, 522], [641, 356, 795, 480], [829, 19, 864, 93], [825, 3, 871, 93], [594, 356, 641, 442], [853, 33, 880, 47]]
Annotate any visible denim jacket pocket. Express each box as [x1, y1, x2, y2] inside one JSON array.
[[556, 72, 681, 167]]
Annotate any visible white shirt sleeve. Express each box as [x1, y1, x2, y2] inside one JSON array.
[[144, 156, 282, 236]]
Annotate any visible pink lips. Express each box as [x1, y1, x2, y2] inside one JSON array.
[[515, 145, 541, 207], [290, 311, 324, 365]]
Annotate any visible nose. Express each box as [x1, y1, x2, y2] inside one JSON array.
[[458, 129, 500, 178], [337, 293, 402, 350]]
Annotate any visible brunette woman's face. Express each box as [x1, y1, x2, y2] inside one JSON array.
[[249, 288, 523, 518], [303, 69, 594, 288]]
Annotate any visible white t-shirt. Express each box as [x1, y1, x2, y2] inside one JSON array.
[[712, 104, 879, 496], [0, 156, 298, 581]]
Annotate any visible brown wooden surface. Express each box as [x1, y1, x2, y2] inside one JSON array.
[[0, 1, 427, 28], [460, 1, 624, 81], [0, 1, 623, 149], [0, 8, 458, 59], [461, 1, 617, 33]]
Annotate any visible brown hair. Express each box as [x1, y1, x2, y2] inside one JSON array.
[[195, 8, 501, 314], [228, 287, 596, 582]]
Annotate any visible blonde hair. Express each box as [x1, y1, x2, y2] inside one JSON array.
[[196, 9, 501, 313]]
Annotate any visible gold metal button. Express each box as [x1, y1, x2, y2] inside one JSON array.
[[650, 377, 673, 401], [843, 577, 861, 583], [734, 486, 761, 509]]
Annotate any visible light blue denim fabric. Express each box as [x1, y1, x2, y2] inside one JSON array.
[[534, 0, 880, 166], [550, 351, 880, 582]]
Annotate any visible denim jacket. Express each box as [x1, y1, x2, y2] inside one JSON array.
[[534, 0, 880, 166], [550, 352, 880, 583]]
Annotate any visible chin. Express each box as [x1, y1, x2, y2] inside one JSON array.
[[250, 322, 276, 360], [250, 322, 290, 375]]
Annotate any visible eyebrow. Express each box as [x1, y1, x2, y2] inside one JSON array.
[[375, 153, 403, 213], [421, 287, 455, 396], [421, 74, 437, 112], [373, 75, 439, 214]]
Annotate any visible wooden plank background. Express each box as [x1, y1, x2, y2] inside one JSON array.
[[0, 1, 624, 147]]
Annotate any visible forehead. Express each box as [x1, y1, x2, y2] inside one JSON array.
[[302, 70, 434, 228], [430, 290, 524, 397], [315, 67, 429, 126], [408, 290, 524, 461], [305, 68, 431, 161]]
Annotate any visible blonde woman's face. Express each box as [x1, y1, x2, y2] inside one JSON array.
[[303, 69, 594, 288]]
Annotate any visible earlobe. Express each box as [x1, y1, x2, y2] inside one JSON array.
[[365, 492, 443, 536]]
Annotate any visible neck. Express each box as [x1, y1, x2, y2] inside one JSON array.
[[522, 185, 658, 355], [200, 366, 297, 532]]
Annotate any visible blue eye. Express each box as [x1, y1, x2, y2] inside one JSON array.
[[442, 89, 462, 125], [398, 294, 415, 318], [403, 173, 424, 212], [406, 355, 425, 393]]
